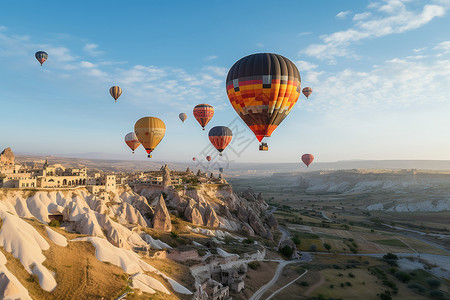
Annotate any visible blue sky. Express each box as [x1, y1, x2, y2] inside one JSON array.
[[1, 0, 450, 164]]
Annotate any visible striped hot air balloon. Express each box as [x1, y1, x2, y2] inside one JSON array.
[[109, 86, 122, 102], [301, 154, 314, 167], [208, 126, 232, 156], [193, 104, 214, 130], [35, 51, 48, 66], [302, 87, 312, 99], [134, 117, 166, 158], [226, 53, 301, 149], [124, 132, 141, 154]]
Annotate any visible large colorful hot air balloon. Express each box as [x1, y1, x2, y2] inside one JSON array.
[[206, 156, 212, 162], [301, 154, 314, 167], [35, 51, 48, 66], [193, 104, 214, 130], [134, 117, 166, 158], [302, 87, 312, 99], [226, 53, 301, 149], [110, 86, 122, 102], [179, 113, 187, 123], [208, 126, 232, 156], [124, 132, 141, 154], [219, 167, 224, 173]]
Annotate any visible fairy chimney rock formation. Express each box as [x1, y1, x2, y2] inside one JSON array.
[[152, 194, 172, 231], [162, 164, 172, 187], [0, 147, 15, 165]]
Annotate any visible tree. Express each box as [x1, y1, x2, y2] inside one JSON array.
[[280, 245, 294, 258], [324, 243, 332, 252]]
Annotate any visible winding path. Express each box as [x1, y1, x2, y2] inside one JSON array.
[[266, 270, 308, 300]]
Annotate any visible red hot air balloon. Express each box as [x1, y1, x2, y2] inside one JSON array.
[[192, 157, 196, 161], [124, 132, 141, 154], [208, 126, 232, 156], [301, 154, 314, 167], [193, 104, 214, 130], [302, 87, 312, 99], [206, 156, 212, 162]]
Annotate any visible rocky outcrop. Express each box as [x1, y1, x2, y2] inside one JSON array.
[[152, 195, 172, 232], [266, 213, 278, 230], [203, 204, 220, 227], [248, 210, 267, 237], [0, 147, 14, 165], [184, 200, 204, 226], [162, 164, 172, 187]]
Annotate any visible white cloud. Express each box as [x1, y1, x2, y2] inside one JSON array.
[[413, 47, 427, 53], [83, 43, 103, 56], [0, 26, 7, 31], [353, 12, 372, 21], [336, 11, 352, 19], [80, 61, 96, 68], [297, 32, 312, 37], [303, 1, 447, 60], [205, 55, 218, 61], [434, 40, 450, 54], [256, 43, 264, 47], [295, 60, 318, 71]]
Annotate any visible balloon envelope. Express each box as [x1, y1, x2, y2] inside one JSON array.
[[179, 113, 187, 123], [208, 126, 232, 154], [302, 87, 312, 99], [192, 157, 196, 161], [226, 53, 301, 142], [134, 117, 166, 158], [110, 86, 122, 102], [301, 154, 314, 167], [35, 51, 48, 66], [193, 104, 214, 130], [219, 167, 224, 173], [125, 132, 141, 153], [206, 156, 212, 162]]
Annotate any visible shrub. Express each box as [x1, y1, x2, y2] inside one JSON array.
[[345, 282, 352, 286], [248, 261, 260, 270], [378, 290, 392, 300], [427, 279, 441, 289], [348, 272, 355, 278], [243, 238, 254, 244], [48, 220, 60, 227], [330, 284, 334, 288], [309, 244, 317, 252], [394, 271, 411, 283], [383, 253, 398, 260], [300, 281, 309, 286], [170, 231, 178, 238], [324, 243, 332, 251], [292, 234, 301, 246], [280, 245, 294, 257], [429, 290, 444, 299], [340, 283, 345, 288]]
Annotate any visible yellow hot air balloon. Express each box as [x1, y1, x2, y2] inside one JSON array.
[[134, 117, 166, 158]]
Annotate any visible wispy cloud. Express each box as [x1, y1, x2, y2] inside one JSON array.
[[353, 12, 371, 21], [205, 55, 218, 61], [297, 32, 312, 37], [303, 1, 447, 60], [83, 43, 103, 56], [434, 40, 450, 56], [336, 10, 352, 19]]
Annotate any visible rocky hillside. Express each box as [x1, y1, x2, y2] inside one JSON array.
[[0, 181, 276, 299], [274, 170, 450, 212]]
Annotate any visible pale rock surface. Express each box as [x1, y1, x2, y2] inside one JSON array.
[[45, 227, 68, 247], [152, 195, 172, 231]]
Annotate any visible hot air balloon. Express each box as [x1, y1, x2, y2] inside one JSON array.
[[219, 167, 224, 173], [193, 104, 214, 130], [179, 113, 187, 123], [192, 157, 196, 161], [110, 86, 122, 102], [124, 132, 141, 154], [134, 117, 166, 158], [208, 126, 232, 156], [302, 87, 312, 99], [301, 154, 314, 167], [35, 51, 48, 66], [206, 156, 212, 162], [226, 53, 301, 150]]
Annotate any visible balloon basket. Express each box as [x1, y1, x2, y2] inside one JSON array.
[[148, 154, 152, 158], [219, 153, 222, 157], [259, 143, 269, 151]]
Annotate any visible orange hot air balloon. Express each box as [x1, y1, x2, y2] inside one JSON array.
[[193, 104, 214, 130], [110, 86, 122, 102], [125, 132, 141, 154], [302, 87, 312, 99], [301, 154, 314, 167], [179, 113, 187, 123], [226, 53, 301, 149], [134, 117, 166, 158], [208, 126, 232, 156], [206, 156, 212, 162]]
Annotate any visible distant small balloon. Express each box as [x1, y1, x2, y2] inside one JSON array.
[[110, 86, 122, 102], [208, 126, 232, 156], [124, 132, 141, 154], [301, 154, 314, 167], [219, 167, 224, 173], [179, 113, 187, 123], [35, 51, 48, 66], [302, 87, 312, 99], [192, 157, 196, 161], [206, 156, 212, 162]]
